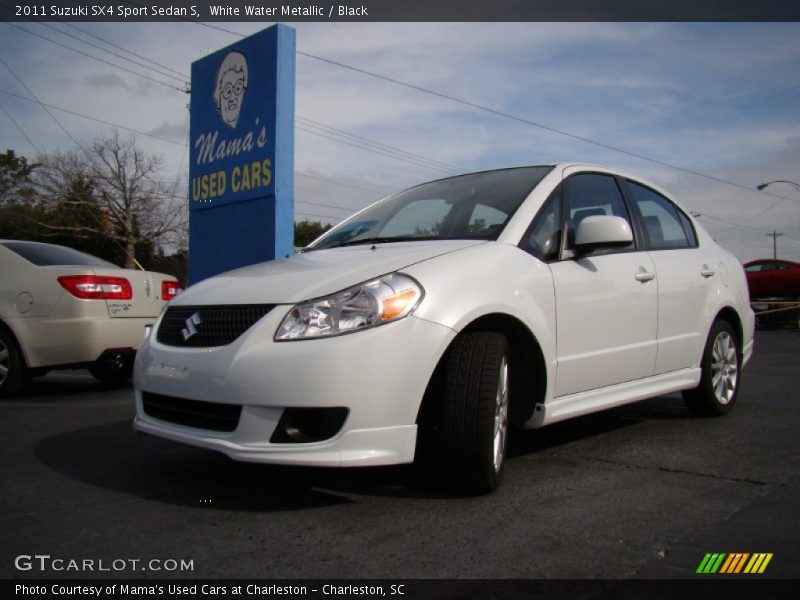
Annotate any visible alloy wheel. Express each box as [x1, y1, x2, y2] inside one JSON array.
[[0, 339, 9, 387], [493, 355, 509, 473], [711, 331, 738, 404]]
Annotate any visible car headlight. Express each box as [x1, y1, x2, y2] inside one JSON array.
[[275, 273, 424, 341]]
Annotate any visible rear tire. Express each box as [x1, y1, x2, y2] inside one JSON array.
[[683, 320, 740, 417], [439, 331, 510, 494], [0, 327, 25, 398]]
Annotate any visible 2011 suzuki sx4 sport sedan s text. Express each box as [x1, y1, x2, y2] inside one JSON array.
[[133, 164, 754, 493]]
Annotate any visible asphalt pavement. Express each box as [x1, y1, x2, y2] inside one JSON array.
[[1, 331, 798, 580]]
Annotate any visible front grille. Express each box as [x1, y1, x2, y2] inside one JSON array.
[[156, 304, 274, 347], [142, 392, 242, 432]]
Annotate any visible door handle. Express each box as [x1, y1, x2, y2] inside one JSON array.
[[635, 268, 656, 282], [701, 264, 716, 278]]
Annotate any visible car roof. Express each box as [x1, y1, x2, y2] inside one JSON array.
[[392, 163, 673, 197]]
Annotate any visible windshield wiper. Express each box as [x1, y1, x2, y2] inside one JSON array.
[[326, 235, 441, 249]]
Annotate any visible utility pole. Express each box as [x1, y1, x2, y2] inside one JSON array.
[[766, 230, 783, 259]]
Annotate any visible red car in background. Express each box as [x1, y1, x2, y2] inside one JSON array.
[[744, 259, 800, 299]]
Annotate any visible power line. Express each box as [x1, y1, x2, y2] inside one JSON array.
[[0, 78, 143, 260], [35, 21, 189, 85], [297, 116, 462, 173], [2, 80, 790, 241], [298, 50, 783, 195], [700, 214, 800, 243], [0, 87, 453, 177], [699, 213, 774, 233], [295, 210, 343, 222], [296, 124, 456, 174], [742, 195, 790, 225], [0, 101, 41, 155], [3, 16, 472, 177], [0, 88, 187, 146], [1, 79, 790, 243], [2, 22, 187, 94], [59, 21, 190, 81], [297, 201, 357, 214], [0, 57, 83, 149], [296, 171, 391, 195], [0, 87, 402, 205]]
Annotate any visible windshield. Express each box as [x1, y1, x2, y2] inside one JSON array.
[[306, 166, 553, 251]]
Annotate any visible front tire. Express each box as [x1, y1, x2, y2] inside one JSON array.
[[0, 327, 25, 398], [683, 320, 740, 416], [439, 331, 510, 494]]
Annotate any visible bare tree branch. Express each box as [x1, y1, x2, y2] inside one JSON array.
[[31, 129, 188, 268]]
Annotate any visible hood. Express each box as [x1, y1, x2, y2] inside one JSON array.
[[175, 240, 486, 305]]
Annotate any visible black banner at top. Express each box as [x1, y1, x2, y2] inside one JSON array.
[[1, 0, 799, 22]]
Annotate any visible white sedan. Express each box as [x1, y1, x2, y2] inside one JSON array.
[[133, 164, 754, 493], [0, 240, 180, 396]]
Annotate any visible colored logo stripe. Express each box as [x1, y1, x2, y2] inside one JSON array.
[[744, 553, 773, 574], [697, 552, 773, 574], [719, 553, 749, 573], [697, 553, 726, 573]]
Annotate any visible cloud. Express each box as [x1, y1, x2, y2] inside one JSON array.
[[83, 73, 131, 91], [146, 119, 189, 142]]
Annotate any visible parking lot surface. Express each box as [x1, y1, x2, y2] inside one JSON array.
[[1, 331, 798, 579]]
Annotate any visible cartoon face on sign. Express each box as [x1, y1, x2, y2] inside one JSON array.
[[214, 51, 248, 129]]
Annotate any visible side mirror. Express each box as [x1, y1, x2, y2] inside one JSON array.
[[574, 215, 633, 253]]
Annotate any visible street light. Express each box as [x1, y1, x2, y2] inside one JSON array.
[[757, 180, 800, 192]]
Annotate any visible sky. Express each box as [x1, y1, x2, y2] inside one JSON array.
[[0, 21, 799, 261]]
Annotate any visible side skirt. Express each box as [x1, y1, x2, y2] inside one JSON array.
[[527, 368, 701, 428]]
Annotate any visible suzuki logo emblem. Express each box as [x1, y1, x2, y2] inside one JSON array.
[[182, 312, 202, 340]]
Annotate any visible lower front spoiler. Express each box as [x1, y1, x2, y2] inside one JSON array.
[[133, 415, 418, 467]]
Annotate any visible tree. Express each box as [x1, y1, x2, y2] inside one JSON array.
[[0, 150, 45, 240], [294, 219, 332, 248], [0, 149, 37, 205], [32, 131, 186, 268]]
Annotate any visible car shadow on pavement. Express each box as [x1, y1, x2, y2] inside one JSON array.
[[508, 393, 692, 458], [34, 419, 369, 512], [20, 370, 130, 400], [33, 393, 695, 508]]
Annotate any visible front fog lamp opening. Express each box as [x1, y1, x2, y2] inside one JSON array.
[[275, 273, 423, 340], [270, 407, 349, 444]]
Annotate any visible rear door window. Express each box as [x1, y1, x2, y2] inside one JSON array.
[[627, 181, 695, 250]]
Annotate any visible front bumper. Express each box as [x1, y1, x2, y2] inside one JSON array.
[[133, 309, 456, 466]]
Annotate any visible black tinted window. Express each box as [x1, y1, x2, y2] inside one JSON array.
[[566, 174, 633, 252], [2, 242, 116, 267], [627, 181, 691, 249], [523, 189, 562, 261]]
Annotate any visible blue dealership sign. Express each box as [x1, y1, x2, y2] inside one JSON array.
[[189, 24, 295, 283]]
